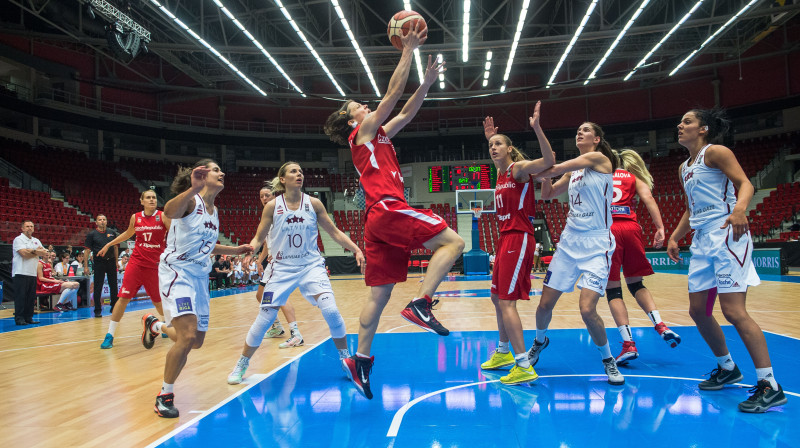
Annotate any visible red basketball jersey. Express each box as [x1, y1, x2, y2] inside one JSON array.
[[611, 169, 638, 222], [349, 125, 406, 209], [129, 210, 168, 267], [495, 163, 537, 234]]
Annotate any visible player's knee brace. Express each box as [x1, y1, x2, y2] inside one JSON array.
[[317, 293, 346, 339], [627, 281, 646, 297], [606, 286, 623, 302], [245, 306, 279, 347]]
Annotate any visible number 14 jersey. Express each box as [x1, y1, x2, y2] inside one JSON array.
[[268, 193, 321, 267]]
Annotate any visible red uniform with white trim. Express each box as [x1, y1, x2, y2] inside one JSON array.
[[349, 125, 448, 286], [37, 260, 61, 294], [119, 210, 168, 302], [609, 169, 653, 282], [491, 163, 537, 300]]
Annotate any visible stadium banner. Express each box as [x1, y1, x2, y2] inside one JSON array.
[[646, 249, 782, 275]]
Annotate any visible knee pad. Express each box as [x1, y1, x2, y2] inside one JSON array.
[[606, 286, 623, 302], [245, 306, 279, 347], [317, 293, 346, 339], [627, 281, 646, 297]]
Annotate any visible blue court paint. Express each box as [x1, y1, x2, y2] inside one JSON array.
[[153, 327, 798, 448]]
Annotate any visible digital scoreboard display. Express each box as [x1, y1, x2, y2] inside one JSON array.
[[428, 164, 495, 192]]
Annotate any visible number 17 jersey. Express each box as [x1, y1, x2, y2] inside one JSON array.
[[268, 193, 321, 267], [160, 194, 219, 277]]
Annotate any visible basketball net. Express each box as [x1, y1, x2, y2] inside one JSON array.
[[471, 207, 482, 220]]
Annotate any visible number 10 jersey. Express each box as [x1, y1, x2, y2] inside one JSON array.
[[268, 193, 321, 267]]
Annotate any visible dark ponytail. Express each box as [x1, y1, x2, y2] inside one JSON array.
[[689, 107, 733, 147], [171, 158, 216, 195], [324, 100, 355, 146], [586, 122, 619, 172]]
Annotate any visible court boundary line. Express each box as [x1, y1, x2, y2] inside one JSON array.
[[386, 373, 799, 438], [144, 336, 331, 448]]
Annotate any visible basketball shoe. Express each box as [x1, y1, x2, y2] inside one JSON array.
[[738, 379, 788, 413], [154, 393, 179, 418], [615, 341, 639, 365], [603, 357, 625, 385], [481, 349, 515, 370], [342, 355, 374, 399], [500, 364, 539, 385], [279, 331, 304, 348], [142, 313, 160, 349], [266, 321, 285, 338], [100, 333, 114, 349], [527, 337, 549, 366], [227, 356, 250, 385], [655, 322, 681, 348], [400, 296, 449, 336], [698, 364, 743, 390]]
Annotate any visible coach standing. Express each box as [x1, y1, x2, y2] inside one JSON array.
[[13, 220, 49, 325], [84, 215, 118, 317]]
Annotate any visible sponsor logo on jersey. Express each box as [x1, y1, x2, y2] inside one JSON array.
[[155, 215, 160, 221], [610, 205, 631, 215], [717, 273, 733, 288], [378, 134, 392, 145], [120, 287, 131, 295], [495, 182, 515, 190], [176, 297, 193, 312], [305, 203, 309, 211], [586, 274, 602, 289], [261, 291, 273, 305], [544, 270, 552, 284], [497, 213, 511, 221], [692, 204, 716, 215], [137, 218, 142, 223]]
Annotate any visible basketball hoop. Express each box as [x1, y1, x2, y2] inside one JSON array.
[[471, 207, 482, 220]]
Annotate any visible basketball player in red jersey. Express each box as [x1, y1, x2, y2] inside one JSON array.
[[96, 189, 170, 349], [606, 150, 681, 365], [324, 23, 465, 399], [479, 101, 555, 385]]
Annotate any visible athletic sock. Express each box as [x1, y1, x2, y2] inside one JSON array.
[[756, 367, 778, 389], [497, 341, 510, 354], [161, 382, 174, 394], [618, 325, 633, 342], [338, 348, 351, 360], [238, 354, 250, 364], [355, 352, 371, 359], [152, 321, 164, 333], [597, 342, 613, 360], [535, 328, 548, 344], [108, 320, 119, 337], [273, 319, 284, 330], [515, 353, 531, 369], [715, 353, 735, 371], [648, 310, 662, 326]]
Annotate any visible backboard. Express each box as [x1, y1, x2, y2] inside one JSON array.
[[455, 189, 496, 214]]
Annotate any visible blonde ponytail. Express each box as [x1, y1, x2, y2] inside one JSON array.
[[271, 161, 301, 196], [617, 149, 653, 190]]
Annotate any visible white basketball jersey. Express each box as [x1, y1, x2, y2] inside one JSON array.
[[160, 194, 219, 277], [268, 193, 321, 266], [564, 167, 613, 233], [681, 144, 737, 230]]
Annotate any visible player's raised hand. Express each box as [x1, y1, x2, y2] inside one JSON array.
[[423, 54, 445, 86], [483, 116, 498, 141], [530, 101, 543, 132], [401, 20, 427, 51], [190, 165, 210, 192]]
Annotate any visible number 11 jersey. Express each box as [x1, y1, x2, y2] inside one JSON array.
[[160, 194, 219, 277], [268, 193, 321, 267]]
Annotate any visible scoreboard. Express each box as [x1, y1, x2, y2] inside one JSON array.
[[428, 164, 495, 192]]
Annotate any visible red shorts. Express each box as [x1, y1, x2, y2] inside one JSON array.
[[609, 219, 654, 282], [37, 282, 61, 294], [118, 261, 161, 302], [364, 199, 449, 286], [491, 232, 536, 300]]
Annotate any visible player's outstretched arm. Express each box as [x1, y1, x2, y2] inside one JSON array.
[[248, 200, 276, 253], [312, 198, 365, 273], [164, 166, 208, 219], [384, 54, 443, 139], [635, 178, 665, 248]]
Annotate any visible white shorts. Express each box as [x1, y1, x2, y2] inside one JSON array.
[[543, 230, 616, 295], [688, 225, 760, 293], [159, 263, 210, 332], [259, 259, 331, 308]]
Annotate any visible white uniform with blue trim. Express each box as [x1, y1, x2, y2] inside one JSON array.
[[544, 167, 616, 295], [158, 194, 219, 331], [681, 144, 759, 293], [260, 193, 332, 308]]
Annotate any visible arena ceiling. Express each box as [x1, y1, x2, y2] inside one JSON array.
[[4, 0, 800, 105]]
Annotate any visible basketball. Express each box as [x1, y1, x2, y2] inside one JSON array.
[[387, 10, 427, 51]]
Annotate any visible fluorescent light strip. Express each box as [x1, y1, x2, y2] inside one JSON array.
[[624, 0, 704, 81], [330, 0, 380, 97], [584, 0, 651, 85], [210, 0, 304, 96], [274, 0, 345, 96], [500, 0, 531, 92], [546, 0, 598, 88], [669, 0, 760, 77], [437, 53, 445, 89], [403, 1, 425, 82], [462, 0, 470, 62], [482, 50, 492, 87], [149, 0, 266, 96]]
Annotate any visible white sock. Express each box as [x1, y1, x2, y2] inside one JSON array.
[[648, 310, 662, 326], [238, 354, 250, 365], [161, 382, 174, 394], [289, 321, 299, 331], [152, 321, 164, 333], [515, 353, 531, 369], [107, 320, 119, 337], [755, 367, 778, 389], [497, 341, 510, 353], [338, 348, 351, 360], [618, 325, 632, 342], [597, 342, 613, 360], [535, 328, 548, 344], [355, 351, 370, 359], [273, 319, 283, 329], [715, 353, 735, 371]]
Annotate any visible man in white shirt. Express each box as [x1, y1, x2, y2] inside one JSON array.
[[12, 220, 49, 325]]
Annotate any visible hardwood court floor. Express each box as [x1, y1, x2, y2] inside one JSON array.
[[0, 271, 798, 447]]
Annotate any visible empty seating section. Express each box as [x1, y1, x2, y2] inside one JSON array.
[[0, 177, 93, 245], [119, 157, 180, 183], [333, 210, 366, 254], [750, 182, 800, 241]]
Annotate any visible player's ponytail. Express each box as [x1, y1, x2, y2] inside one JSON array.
[[171, 159, 216, 195], [494, 134, 528, 162], [271, 161, 301, 196], [616, 149, 654, 190], [689, 107, 733, 147], [586, 122, 619, 172], [324, 100, 355, 146]]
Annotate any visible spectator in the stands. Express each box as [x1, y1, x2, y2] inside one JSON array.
[[84, 214, 119, 317], [212, 254, 231, 288], [12, 220, 48, 325]]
